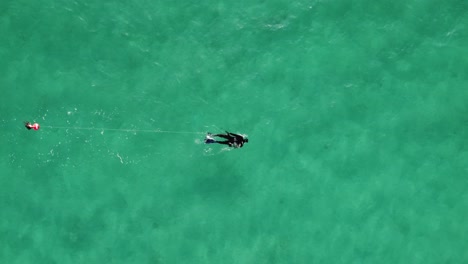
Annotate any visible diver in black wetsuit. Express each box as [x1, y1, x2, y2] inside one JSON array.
[[205, 131, 249, 148]]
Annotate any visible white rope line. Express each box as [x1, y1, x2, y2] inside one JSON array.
[[41, 126, 206, 135]]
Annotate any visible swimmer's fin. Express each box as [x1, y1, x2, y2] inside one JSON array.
[[205, 133, 215, 144]]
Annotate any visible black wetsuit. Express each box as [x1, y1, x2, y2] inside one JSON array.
[[211, 131, 248, 148]]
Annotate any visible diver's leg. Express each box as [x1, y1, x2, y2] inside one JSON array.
[[205, 133, 229, 145], [215, 140, 231, 146], [204, 138, 232, 146], [213, 134, 230, 140]]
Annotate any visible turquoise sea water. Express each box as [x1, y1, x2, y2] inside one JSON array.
[[1, 1, 467, 263]]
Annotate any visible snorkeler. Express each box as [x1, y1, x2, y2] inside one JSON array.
[[205, 131, 249, 148], [24, 122, 40, 130]]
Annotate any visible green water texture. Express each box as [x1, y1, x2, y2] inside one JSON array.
[[1, 0, 467, 263]]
